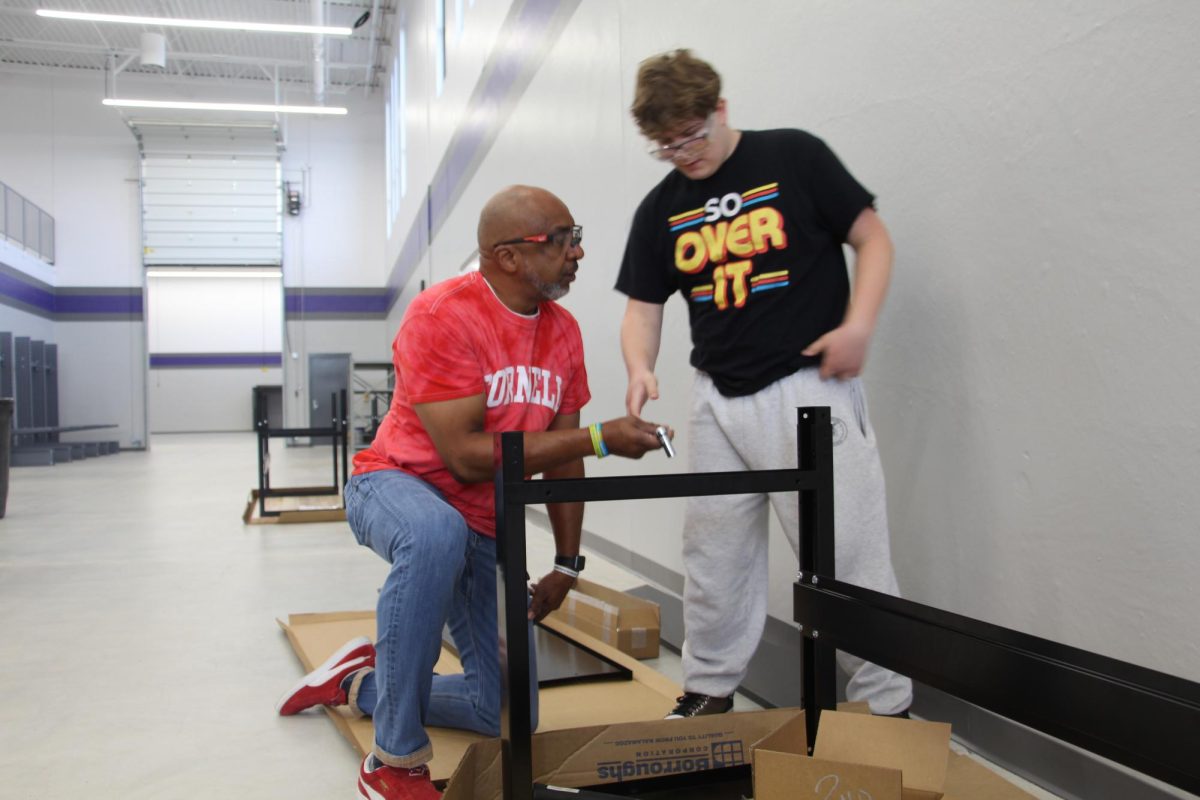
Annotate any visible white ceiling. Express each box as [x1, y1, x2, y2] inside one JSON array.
[[0, 0, 395, 93]]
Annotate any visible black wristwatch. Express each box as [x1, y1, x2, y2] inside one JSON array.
[[554, 554, 586, 572]]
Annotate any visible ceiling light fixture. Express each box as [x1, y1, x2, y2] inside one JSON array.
[[37, 8, 352, 36], [102, 98, 347, 115]]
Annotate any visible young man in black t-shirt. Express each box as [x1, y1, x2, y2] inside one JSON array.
[[616, 49, 913, 719]]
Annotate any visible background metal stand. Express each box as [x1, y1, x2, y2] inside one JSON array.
[[254, 388, 348, 518]]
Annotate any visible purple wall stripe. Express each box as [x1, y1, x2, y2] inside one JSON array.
[[149, 352, 282, 369], [0, 267, 57, 315], [284, 290, 390, 316], [0, 264, 145, 320], [55, 292, 144, 315], [428, 0, 557, 236]]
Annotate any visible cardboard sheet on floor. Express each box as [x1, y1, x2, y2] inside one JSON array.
[[244, 488, 346, 524], [277, 610, 681, 782], [942, 751, 1037, 800]]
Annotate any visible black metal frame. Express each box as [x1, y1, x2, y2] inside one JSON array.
[[254, 388, 349, 518], [494, 408, 833, 800], [794, 560, 1200, 794]]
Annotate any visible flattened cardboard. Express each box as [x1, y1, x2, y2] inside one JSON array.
[[547, 577, 661, 659], [278, 611, 483, 780], [244, 488, 346, 524], [752, 709, 951, 800], [278, 610, 682, 783], [942, 751, 1037, 800], [442, 708, 804, 800]]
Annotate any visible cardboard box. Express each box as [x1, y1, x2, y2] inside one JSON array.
[[547, 577, 661, 659], [752, 710, 952, 800], [442, 707, 804, 800]]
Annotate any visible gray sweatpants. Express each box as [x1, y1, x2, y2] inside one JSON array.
[[680, 368, 913, 715]]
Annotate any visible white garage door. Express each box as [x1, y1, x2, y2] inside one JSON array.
[[138, 125, 281, 266]]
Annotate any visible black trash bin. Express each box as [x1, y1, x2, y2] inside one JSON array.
[[0, 397, 12, 518]]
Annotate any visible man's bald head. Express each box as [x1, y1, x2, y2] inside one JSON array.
[[477, 185, 568, 251]]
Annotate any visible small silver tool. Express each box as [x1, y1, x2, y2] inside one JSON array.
[[655, 426, 675, 458]]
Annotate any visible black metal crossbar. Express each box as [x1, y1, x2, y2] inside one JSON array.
[[494, 408, 834, 800], [505, 468, 819, 505], [793, 576, 1200, 794]]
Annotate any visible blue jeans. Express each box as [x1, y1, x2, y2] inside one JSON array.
[[343, 469, 539, 767]]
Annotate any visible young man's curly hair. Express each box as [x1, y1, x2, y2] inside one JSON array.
[[631, 49, 721, 141]]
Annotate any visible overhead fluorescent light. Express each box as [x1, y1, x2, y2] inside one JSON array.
[[147, 269, 283, 279], [37, 8, 352, 36], [103, 99, 347, 116]]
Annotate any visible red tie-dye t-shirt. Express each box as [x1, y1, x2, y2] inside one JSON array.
[[352, 272, 590, 537]]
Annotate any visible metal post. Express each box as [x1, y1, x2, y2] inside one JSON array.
[[797, 406, 837, 752], [340, 388, 349, 490], [256, 392, 270, 518], [329, 391, 339, 488], [496, 432, 535, 800]]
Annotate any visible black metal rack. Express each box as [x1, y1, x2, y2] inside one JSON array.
[[254, 388, 349, 518], [494, 408, 835, 800], [493, 406, 1200, 799]]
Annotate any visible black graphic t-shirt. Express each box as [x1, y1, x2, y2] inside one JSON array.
[[616, 129, 874, 397]]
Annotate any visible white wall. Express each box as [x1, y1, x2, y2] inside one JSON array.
[[146, 274, 282, 433], [381, 0, 1200, 683], [148, 275, 282, 354], [279, 92, 388, 430], [148, 367, 282, 433], [0, 72, 146, 447], [282, 93, 387, 288], [0, 73, 143, 288]]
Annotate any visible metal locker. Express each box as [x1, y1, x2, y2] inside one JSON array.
[[0, 332, 12, 400], [14, 336, 31, 433], [45, 343, 58, 443], [29, 340, 45, 442]]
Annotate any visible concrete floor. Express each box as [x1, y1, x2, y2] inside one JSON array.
[[0, 433, 1059, 798]]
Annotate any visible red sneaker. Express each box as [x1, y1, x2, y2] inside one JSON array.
[[358, 756, 441, 800], [276, 636, 375, 715]]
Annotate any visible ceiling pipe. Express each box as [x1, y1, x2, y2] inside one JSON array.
[[311, 0, 326, 106], [362, 0, 381, 95]]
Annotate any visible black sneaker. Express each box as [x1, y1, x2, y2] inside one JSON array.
[[665, 692, 734, 719], [880, 709, 911, 719]]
